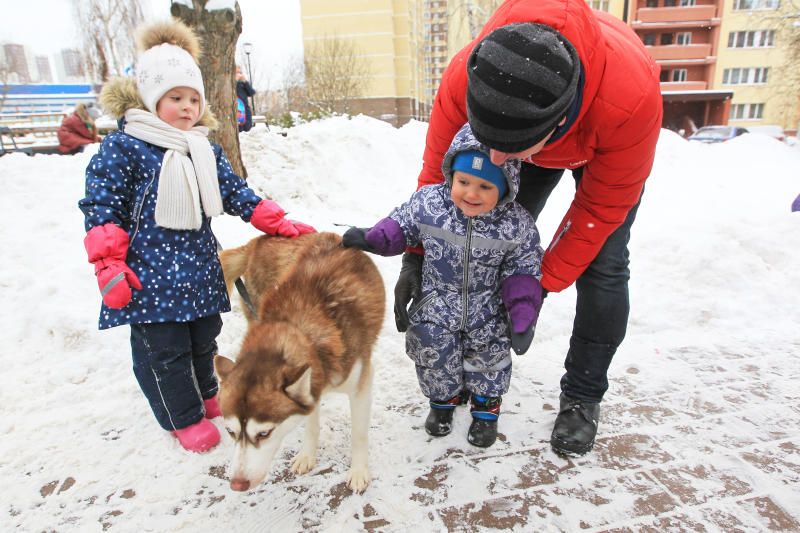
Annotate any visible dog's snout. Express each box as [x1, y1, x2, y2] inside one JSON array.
[[230, 478, 251, 492]]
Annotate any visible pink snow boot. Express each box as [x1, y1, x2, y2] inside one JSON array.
[[204, 395, 222, 419], [172, 419, 220, 453]]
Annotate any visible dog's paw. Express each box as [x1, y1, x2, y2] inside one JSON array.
[[346, 466, 370, 493], [291, 452, 317, 475]]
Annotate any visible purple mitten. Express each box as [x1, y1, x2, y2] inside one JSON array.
[[502, 274, 543, 333], [792, 193, 800, 213], [365, 217, 407, 256]]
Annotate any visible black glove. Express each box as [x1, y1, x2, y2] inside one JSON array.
[[510, 324, 536, 355], [342, 227, 377, 253], [393, 252, 423, 332]]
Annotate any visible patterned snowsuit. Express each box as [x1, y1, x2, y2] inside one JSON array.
[[390, 126, 544, 400]]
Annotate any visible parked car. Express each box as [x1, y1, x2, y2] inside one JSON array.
[[687, 125, 749, 143], [746, 125, 786, 143]]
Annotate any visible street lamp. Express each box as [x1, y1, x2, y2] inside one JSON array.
[[242, 42, 255, 117]]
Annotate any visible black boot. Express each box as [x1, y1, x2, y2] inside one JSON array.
[[550, 393, 600, 457], [467, 395, 501, 448], [424, 392, 465, 436]]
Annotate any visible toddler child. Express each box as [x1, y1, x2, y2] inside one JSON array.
[[343, 123, 544, 447], [78, 20, 314, 453]]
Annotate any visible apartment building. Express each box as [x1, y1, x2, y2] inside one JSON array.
[[717, 0, 794, 130], [300, 0, 798, 133], [299, 0, 416, 125], [630, 0, 733, 133]]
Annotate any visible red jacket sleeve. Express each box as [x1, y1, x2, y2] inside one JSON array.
[[541, 88, 662, 292]]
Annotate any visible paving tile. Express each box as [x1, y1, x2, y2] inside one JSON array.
[[649, 461, 755, 506], [592, 433, 675, 471], [739, 495, 800, 531]]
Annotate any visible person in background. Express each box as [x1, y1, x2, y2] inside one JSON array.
[[393, 0, 663, 457], [57, 103, 100, 154], [235, 65, 256, 132], [78, 20, 314, 454], [343, 123, 544, 448]]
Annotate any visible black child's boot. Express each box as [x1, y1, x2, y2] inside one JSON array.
[[467, 395, 501, 447], [424, 392, 467, 436]]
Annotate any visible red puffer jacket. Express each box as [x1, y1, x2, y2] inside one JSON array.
[[57, 113, 96, 154], [418, 0, 662, 293]]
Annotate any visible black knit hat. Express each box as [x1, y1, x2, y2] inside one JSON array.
[[466, 23, 580, 153]]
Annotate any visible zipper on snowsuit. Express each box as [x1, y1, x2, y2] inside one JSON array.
[[459, 218, 473, 331]]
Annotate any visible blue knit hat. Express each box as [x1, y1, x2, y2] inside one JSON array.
[[451, 150, 508, 199]]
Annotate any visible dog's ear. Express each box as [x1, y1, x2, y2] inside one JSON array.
[[214, 355, 235, 382], [284, 367, 313, 407]]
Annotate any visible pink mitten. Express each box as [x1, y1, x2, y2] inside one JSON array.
[[84, 224, 142, 309], [251, 199, 316, 238]]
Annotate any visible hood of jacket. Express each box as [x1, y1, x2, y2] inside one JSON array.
[[98, 76, 218, 130], [441, 123, 521, 208]]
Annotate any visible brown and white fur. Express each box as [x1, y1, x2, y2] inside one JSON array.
[[215, 232, 385, 492]]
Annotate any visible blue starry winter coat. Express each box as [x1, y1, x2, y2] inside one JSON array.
[[79, 129, 262, 330], [390, 124, 544, 399]]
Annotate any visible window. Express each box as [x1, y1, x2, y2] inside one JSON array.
[[664, 0, 677, 5], [661, 33, 674, 45], [728, 30, 775, 48], [646, 0, 658, 5], [680, 0, 696, 5], [671, 69, 688, 82], [643, 33, 656, 46], [587, 0, 611, 11], [722, 67, 769, 84], [660, 70, 670, 82], [733, 0, 779, 9], [730, 103, 764, 120], [677, 32, 692, 45]]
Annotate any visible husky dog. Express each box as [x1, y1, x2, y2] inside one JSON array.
[[215, 232, 385, 492]]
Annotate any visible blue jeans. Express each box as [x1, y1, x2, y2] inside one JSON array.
[[517, 163, 643, 402], [129, 314, 222, 430]]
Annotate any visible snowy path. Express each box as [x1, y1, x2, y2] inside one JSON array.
[[1, 117, 799, 531]]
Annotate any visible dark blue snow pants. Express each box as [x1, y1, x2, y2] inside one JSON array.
[[129, 314, 222, 430], [516, 163, 643, 402]]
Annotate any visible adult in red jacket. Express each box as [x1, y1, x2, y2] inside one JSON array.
[[57, 103, 99, 154], [394, 0, 662, 456]]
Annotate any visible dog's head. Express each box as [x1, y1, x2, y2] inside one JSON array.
[[214, 322, 326, 492]]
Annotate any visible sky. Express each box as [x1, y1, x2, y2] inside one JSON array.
[[0, 0, 303, 89], [1, 117, 800, 529]]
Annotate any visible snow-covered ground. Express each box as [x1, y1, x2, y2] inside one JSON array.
[[1, 116, 799, 531]]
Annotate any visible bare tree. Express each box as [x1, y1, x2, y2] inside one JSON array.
[[303, 35, 370, 114], [171, 0, 248, 179], [451, 0, 503, 39], [282, 54, 306, 112], [72, 0, 145, 82]]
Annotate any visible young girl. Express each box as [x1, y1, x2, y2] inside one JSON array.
[[343, 123, 544, 447], [78, 20, 314, 453]]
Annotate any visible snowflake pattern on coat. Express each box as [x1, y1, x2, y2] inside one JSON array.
[[393, 123, 544, 400], [79, 131, 262, 330]]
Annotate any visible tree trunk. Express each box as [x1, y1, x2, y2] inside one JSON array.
[[171, 0, 247, 179]]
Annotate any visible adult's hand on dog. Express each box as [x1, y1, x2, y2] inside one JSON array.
[[393, 252, 423, 332], [342, 226, 378, 253]]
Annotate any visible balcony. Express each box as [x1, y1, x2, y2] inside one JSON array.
[[635, 5, 718, 23], [660, 80, 708, 91], [647, 43, 712, 60]]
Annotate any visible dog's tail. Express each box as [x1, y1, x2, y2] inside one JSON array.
[[219, 244, 250, 296]]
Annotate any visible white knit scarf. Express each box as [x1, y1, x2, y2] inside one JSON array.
[[124, 109, 223, 230]]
